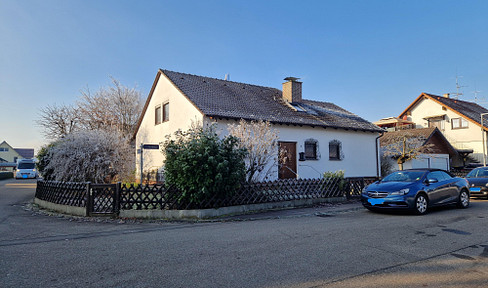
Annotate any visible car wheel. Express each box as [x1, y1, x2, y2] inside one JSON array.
[[414, 194, 428, 215], [457, 190, 469, 209]]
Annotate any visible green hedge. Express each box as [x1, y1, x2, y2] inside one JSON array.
[[0, 172, 13, 180]]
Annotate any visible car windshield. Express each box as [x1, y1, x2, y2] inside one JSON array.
[[381, 171, 425, 183], [18, 162, 35, 169], [466, 168, 488, 178]]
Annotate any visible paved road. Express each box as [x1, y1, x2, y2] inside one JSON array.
[[1, 178, 488, 287]]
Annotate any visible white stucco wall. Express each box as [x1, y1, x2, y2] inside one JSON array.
[[209, 118, 380, 179], [407, 97, 485, 162], [135, 74, 204, 177]]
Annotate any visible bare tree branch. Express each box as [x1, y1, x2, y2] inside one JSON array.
[[37, 104, 80, 140]]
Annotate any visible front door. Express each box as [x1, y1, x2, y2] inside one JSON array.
[[279, 142, 297, 179]]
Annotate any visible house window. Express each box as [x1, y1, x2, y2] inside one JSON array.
[[155, 105, 162, 125], [329, 140, 343, 160], [304, 139, 318, 160], [451, 118, 468, 129], [163, 102, 169, 122], [428, 119, 443, 130], [0, 148, 8, 152]]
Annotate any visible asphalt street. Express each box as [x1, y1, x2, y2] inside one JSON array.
[[1, 178, 488, 288]]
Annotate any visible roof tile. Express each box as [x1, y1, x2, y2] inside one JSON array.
[[162, 70, 383, 132]]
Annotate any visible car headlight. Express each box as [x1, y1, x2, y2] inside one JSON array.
[[390, 188, 409, 196], [362, 186, 368, 194]]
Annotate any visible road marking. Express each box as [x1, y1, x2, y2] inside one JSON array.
[[5, 183, 37, 188]]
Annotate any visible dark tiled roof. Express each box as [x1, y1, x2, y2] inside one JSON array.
[[379, 127, 458, 156], [422, 93, 488, 128], [380, 127, 436, 146], [161, 70, 383, 132], [14, 148, 34, 158]]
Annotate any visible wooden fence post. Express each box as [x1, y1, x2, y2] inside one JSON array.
[[85, 182, 91, 216], [114, 182, 121, 215]]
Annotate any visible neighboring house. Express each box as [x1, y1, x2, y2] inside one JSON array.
[[380, 127, 459, 171], [397, 93, 488, 164], [133, 69, 384, 181], [0, 141, 35, 171], [374, 117, 415, 132]]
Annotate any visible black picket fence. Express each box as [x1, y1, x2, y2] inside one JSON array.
[[35, 177, 378, 215]]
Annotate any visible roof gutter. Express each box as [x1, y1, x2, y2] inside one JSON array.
[[376, 131, 385, 178]]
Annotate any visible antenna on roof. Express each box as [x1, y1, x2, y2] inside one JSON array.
[[224, 74, 230, 81], [449, 73, 467, 99]]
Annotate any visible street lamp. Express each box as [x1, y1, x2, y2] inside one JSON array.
[[481, 113, 488, 166]]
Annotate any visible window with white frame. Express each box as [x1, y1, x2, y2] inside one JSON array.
[[451, 117, 468, 129]]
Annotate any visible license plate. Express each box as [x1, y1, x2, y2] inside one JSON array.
[[368, 198, 384, 205], [22, 175, 28, 179], [470, 187, 481, 192]]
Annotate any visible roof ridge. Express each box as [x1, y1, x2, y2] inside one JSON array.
[[161, 69, 281, 92], [424, 92, 486, 107]]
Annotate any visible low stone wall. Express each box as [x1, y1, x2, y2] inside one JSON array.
[[34, 197, 87, 217], [35, 195, 345, 220], [119, 197, 345, 220]]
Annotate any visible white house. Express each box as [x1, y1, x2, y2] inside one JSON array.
[[133, 69, 384, 181], [0, 141, 34, 171], [398, 93, 488, 164]]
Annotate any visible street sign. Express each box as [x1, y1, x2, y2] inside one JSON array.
[[142, 144, 160, 150]]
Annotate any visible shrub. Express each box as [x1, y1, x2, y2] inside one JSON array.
[[323, 170, 346, 190], [36, 142, 59, 180], [0, 172, 13, 180], [45, 130, 133, 183], [162, 125, 246, 207]]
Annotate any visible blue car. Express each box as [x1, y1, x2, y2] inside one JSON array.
[[465, 167, 488, 198], [361, 169, 470, 215]]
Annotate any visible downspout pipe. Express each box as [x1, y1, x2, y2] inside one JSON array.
[[375, 131, 385, 178]]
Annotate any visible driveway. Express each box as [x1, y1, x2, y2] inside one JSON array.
[[1, 178, 488, 287]]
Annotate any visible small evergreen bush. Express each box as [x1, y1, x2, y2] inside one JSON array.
[[162, 125, 247, 207]]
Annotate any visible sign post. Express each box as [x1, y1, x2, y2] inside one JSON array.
[[139, 143, 160, 184]]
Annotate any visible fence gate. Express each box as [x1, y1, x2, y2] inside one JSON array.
[[87, 183, 119, 216]]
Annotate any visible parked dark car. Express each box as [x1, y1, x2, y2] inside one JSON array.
[[465, 167, 488, 199], [361, 169, 470, 215]]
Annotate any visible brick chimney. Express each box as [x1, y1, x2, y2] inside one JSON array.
[[282, 77, 302, 103]]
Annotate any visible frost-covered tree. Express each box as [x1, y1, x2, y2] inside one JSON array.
[[37, 77, 143, 140], [77, 77, 143, 136], [45, 130, 133, 183], [228, 120, 279, 182]]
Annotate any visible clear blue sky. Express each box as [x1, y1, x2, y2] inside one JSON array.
[[1, 0, 487, 152]]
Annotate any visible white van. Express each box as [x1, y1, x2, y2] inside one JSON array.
[[15, 159, 38, 179]]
